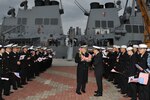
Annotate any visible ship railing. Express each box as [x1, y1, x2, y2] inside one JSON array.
[[1, 25, 24, 35]]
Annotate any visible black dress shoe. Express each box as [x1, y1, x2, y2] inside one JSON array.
[[18, 85, 23, 88], [22, 82, 28, 85], [121, 92, 126, 94], [27, 79, 32, 81], [81, 90, 86, 93], [13, 87, 18, 90], [3, 94, 10, 96], [0, 97, 5, 100], [123, 94, 128, 98], [94, 93, 102, 97], [76, 91, 82, 95], [94, 91, 98, 93]]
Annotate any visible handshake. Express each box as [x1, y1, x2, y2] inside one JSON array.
[[81, 54, 92, 62]]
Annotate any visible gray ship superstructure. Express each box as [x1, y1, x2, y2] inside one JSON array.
[[0, 0, 147, 58], [75, 0, 145, 46], [0, 0, 64, 46]]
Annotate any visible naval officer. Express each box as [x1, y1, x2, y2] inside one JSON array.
[[2, 44, 13, 96], [126, 47, 137, 100], [10, 44, 22, 89], [75, 45, 92, 95], [137, 44, 150, 100], [0, 45, 4, 100], [92, 46, 104, 96]]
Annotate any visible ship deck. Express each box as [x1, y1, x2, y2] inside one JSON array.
[[3, 59, 130, 100]]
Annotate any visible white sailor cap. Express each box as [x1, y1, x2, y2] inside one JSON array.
[[147, 48, 150, 51], [121, 45, 127, 49], [127, 47, 133, 51], [42, 47, 47, 50], [139, 44, 148, 49], [17, 45, 21, 48], [36, 46, 41, 49], [12, 44, 18, 48], [133, 45, 139, 48], [0, 45, 3, 48], [47, 49, 51, 51], [93, 46, 101, 50], [28, 46, 34, 50], [4, 44, 13, 48], [100, 47, 105, 50], [22, 45, 28, 49], [114, 45, 120, 48], [113, 45, 117, 48], [107, 47, 113, 50], [81, 45, 88, 48]]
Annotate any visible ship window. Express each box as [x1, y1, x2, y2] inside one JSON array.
[[95, 20, 100, 28], [51, 18, 58, 25], [101, 21, 107, 28], [139, 25, 144, 33], [35, 18, 43, 25], [44, 18, 49, 25], [133, 25, 139, 33], [22, 18, 27, 25], [18, 18, 21, 25], [108, 21, 114, 28], [125, 25, 132, 33]]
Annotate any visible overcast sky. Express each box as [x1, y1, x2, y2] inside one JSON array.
[[0, 0, 130, 34]]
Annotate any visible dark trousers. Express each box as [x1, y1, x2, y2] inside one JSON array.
[[76, 82, 86, 92], [120, 75, 128, 93], [20, 68, 27, 84], [129, 83, 137, 100], [138, 79, 150, 100], [95, 71, 103, 94], [0, 79, 2, 98], [2, 80, 10, 95], [26, 67, 31, 81], [9, 73, 17, 89], [16, 76, 21, 87], [13, 72, 22, 87]]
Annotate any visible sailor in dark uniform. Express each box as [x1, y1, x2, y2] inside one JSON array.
[[105, 47, 114, 80], [117, 45, 129, 95], [10, 44, 22, 89], [28, 46, 37, 79], [0, 45, 5, 100], [137, 44, 150, 100], [75, 45, 92, 95], [34, 47, 40, 76], [126, 47, 138, 100], [47, 49, 54, 67], [2, 44, 13, 96], [38, 47, 44, 73], [111, 45, 120, 87], [92, 46, 104, 96], [19, 45, 30, 85]]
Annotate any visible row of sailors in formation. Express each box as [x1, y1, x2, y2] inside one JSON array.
[[0, 44, 54, 100], [99, 44, 150, 100], [76, 44, 150, 100]]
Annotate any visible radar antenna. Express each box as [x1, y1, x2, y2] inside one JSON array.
[[20, 0, 28, 10], [7, 7, 16, 17]]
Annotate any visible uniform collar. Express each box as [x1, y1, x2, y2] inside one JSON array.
[[6, 51, 9, 54]]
